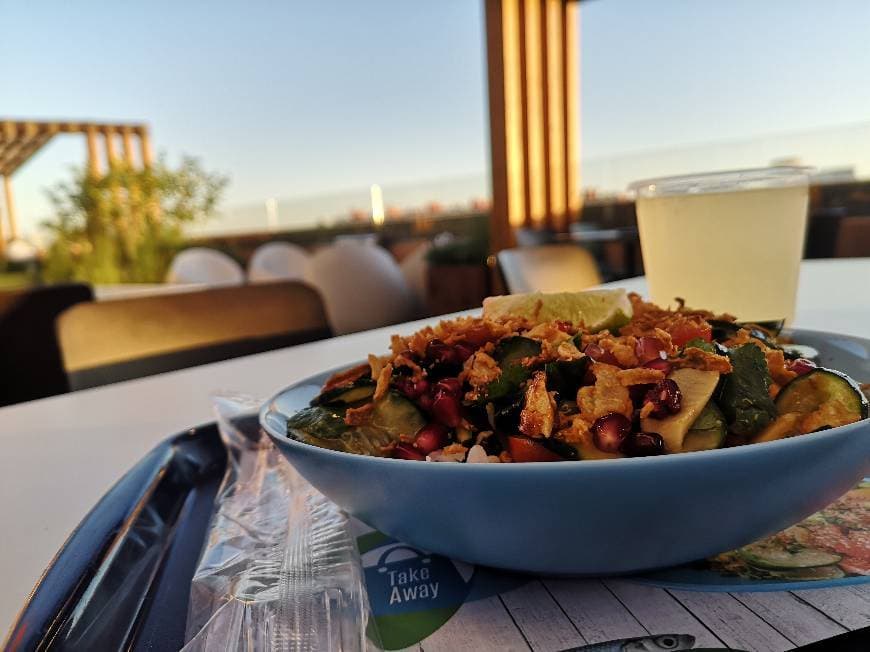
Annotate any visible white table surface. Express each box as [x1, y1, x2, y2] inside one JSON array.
[[0, 258, 867, 637]]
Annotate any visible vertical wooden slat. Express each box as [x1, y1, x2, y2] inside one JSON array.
[[85, 126, 101, 176], [518, 0, 531, 228], [486, 0, 581, 250], [121, 127, 136, 167], [502, 0, 526, 229], [538, 0, 552, 227], [0, 176, 8, 252], [563, 0, 581, 220], [485, 0, 516, 252], [523, 0, 547, 226], [545, 0, 566, 226], [103, 127, 118, 167], [3, 174, 19, 240], [138, 127, 154, 169]]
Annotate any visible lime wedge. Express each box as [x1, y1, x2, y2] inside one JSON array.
[[482, 289, 632, 332]]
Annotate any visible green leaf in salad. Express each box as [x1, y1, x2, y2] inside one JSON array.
[[684, 338, 716, 354], [486, 363, 531, 401], [493, 336, 542, 366], [483, 336, 543, 401], [545, 357, 591, 400], [718, 343, 777, 436]]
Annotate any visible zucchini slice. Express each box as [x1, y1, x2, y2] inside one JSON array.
[[287, 406, 349, 440], [370, 391, 426, 438], [312, 378, 376, 406], [765, 566, 846, 581], [682, 401, 727, 452], [708, 319, 783, 344], [753, 368, 868, 443], [739, 542, 842, 570], [289, 391, 425, 456]]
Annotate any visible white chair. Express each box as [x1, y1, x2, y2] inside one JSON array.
[[398, 241, 431, 309], [497, 244, 602, 294], [247, 242, 309, 283], [305, 243, 417, 335], [166, 248, 245, 286]]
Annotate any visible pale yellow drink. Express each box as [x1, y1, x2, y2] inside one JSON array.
[[633, 169, 809, 323]]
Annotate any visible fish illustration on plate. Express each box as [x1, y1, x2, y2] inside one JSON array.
[[560, 633, 697, 651]]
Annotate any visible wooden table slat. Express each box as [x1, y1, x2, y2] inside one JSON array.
[[543, 579, 647, 644], [419, 596, 531, 652], [730, 591, 848, 647], [791, 585, 870, 631], [500, 580, 587, 651], [669, 590, 795, 652], [604, 580, 726, 648]]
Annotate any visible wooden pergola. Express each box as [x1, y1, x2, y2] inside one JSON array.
[[485, 0, 582, 252], [0, 120, 153, 255]]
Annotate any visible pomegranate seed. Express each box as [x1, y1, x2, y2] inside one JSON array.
[[621, 431, 665, 457], [643, 358, 672, 375], [434, 377, 462, 397], [644, 379, 682, 418], [415, 424, 449, 454], [636, 336, 667, 364], [591, 413, 632, 453], [788, 358, 816, 376], [454, 343, 476, 362], [432, 393, 462, 427], [426, 340, 460, 366], [393, 442, 426, 461], [417, 393, 433, 411], [584, 343, 619, 366], [394, 377, 430, 399]]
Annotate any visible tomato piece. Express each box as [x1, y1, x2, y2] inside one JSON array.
[[506, 436, 564, 462], [669, 322, 712, 347]]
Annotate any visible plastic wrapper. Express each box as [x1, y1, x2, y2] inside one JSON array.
[[182, 393, 379, 651]]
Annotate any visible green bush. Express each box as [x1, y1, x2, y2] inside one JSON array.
[[42, 156, 228, 284]]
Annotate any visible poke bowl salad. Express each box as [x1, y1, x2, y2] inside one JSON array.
[[285, 289, 869, 464]]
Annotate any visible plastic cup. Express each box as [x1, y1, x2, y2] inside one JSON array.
[[630, 167, 810, 323]]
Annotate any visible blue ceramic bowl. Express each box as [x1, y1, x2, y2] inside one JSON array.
[[261, 329, 870, 575]]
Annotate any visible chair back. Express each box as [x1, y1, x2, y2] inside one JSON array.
[[398, 241, 431, 310], [305, 242, 417, 334], [247, 242, 309, 282], [57, 281, 331, 390], [834, 216, 870, 258], [0, 283, 93, 406], [497, 244, 602, 294], [166, 248, 245, 285]]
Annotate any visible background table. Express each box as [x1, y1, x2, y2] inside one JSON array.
[[1, 258, 868, 647]]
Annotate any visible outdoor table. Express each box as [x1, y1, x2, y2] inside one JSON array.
[[1, 258, 867, 650]]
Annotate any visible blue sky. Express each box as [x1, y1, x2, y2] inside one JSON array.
[[3, 0, 870, 235]]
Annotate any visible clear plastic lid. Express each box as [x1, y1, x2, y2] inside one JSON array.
[[629, 166, 812, 198]]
